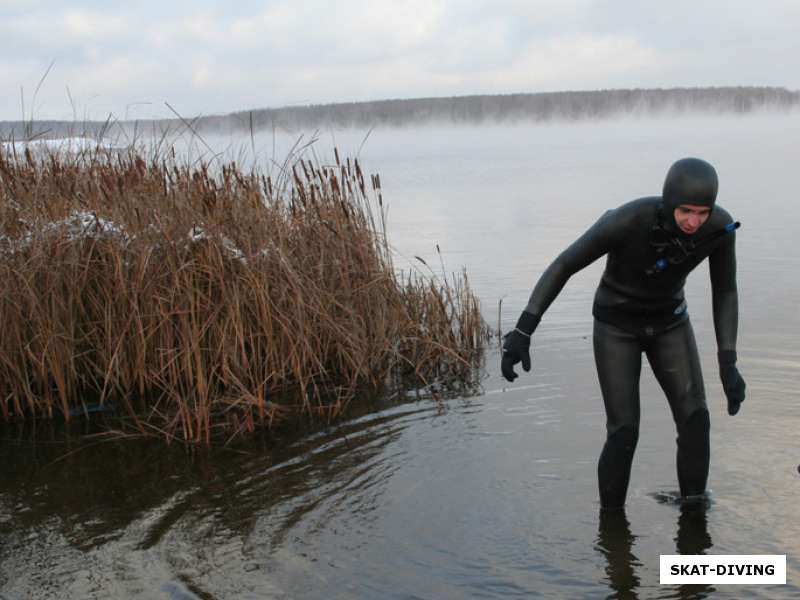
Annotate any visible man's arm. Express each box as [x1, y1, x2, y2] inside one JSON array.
[[524, 208, 622, 318], [709, 229, 746, 414], [501, 208, 622, 382], [709, 230, 738, 351]]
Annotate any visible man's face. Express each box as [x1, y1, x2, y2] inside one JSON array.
[[673, 204, 711, 235]]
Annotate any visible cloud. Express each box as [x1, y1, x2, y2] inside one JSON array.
[[0, 0, 798, 121], [489, 34, 661, 91], [62, 10, 129, 38]]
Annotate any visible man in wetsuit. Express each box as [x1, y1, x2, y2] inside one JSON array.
[[501, 157, 746, 510]]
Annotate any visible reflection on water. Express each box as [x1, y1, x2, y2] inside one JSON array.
[[596, 510, 642, 597], [0, 402, 440, 598], [596, 506, 716, 600], [675, 507, 713, 556], [672, 508, 716, 600]]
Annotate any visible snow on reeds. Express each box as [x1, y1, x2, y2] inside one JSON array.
[[2, 136, 125, 157], [0, 143, 487, 443]]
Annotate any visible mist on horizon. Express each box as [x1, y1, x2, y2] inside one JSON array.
[[1, 86, 798, 148]]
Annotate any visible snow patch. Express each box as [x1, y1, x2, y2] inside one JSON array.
[[1, 137, 126, 156]]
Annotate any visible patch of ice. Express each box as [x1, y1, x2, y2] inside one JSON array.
[[1, 136, 126, 156], [43, 210, 128, 242], [188, 225, 245, 263], [0, 210, 129, 258]]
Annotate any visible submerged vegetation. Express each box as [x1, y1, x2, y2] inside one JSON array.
[[0, 142, 488, 444]]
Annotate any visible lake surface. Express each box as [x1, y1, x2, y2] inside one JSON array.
[[2, 113, 799, 598]]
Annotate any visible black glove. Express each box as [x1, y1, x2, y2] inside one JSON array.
[[501, 311, 540, 382], [718, 350, 746, 416]]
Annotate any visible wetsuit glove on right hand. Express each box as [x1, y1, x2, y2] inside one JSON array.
[[501, 312, 541, 382], [718, 350, 746, 415]]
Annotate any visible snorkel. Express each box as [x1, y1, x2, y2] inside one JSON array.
[[646, 221, 740, 275], [647, 157, 739, 275]]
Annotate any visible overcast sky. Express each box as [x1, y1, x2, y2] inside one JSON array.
[[2, 0, 799, 121]]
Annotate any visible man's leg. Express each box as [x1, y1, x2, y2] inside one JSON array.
[[646, 320, 709, 498], [593, 319, 643, 510]]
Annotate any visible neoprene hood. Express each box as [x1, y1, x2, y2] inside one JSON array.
[[662, 157, 718, 214]]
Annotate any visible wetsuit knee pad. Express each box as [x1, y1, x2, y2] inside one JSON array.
[[607, 424, 639, 451], [678, 408, 710, 448]]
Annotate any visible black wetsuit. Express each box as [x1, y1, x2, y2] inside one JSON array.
[[522, 197, 738, 508]]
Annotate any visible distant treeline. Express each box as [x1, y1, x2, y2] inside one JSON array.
[[220, 86, 800, 133], [2, 86, 798, 140]]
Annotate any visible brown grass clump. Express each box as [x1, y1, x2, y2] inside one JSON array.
[[0, 142, 487, 443]]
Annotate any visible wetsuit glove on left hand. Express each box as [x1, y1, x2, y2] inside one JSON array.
[[501, 312, 541, 382], [718, 350, 746, 415]]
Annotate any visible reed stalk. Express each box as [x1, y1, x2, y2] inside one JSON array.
[[0, 142, 488, 443]]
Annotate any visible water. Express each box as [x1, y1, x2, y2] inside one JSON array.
[[2, 113, 799, 598]]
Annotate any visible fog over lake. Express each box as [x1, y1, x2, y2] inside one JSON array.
[[2, 112, 799, 598]]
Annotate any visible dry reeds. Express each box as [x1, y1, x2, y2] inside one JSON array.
[[0, 142, 487, 443]]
